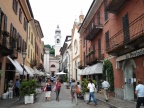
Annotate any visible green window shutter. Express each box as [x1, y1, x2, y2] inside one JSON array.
[[4, 15, 7, 31]]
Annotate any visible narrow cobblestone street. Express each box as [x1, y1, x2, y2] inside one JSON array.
[[9, 84, 115, 108]]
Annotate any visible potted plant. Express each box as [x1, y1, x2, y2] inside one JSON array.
[[20, 79, 37, 104], [81, 79, 96, 101]]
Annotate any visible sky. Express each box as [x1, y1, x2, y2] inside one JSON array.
[[29, 0, 93, 46]]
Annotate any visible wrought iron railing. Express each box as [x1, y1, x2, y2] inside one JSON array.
[[0, 32, 10, 49], [106, 13, 144, 52]]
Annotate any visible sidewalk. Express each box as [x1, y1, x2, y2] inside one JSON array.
[[0, 97, 20, 108], [96, 93, 144, 108]]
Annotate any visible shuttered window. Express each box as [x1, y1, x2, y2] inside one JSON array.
[[104, 0, 108, 21], [4, 15, 7, 31], [13, 0, 18, 14], [98, 39, 101, 58], [105, 31, 109, 50], [0, 8, 2, 28], [19, 8, 22, 23], [23, 18, 27, 31], [123, 13, 130, 44], [97, 11, 100, 25], [83, 52, 85, 66]]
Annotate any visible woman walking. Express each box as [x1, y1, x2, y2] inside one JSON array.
[[45, 79, 52, 101], [55, 79, 61, 101]]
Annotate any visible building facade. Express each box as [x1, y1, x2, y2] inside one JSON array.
[[0, 0, 33, 97], [79, 0, 144, 100], [71, 12, 84, 81]]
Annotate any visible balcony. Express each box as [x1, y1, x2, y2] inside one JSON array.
[[30, 59, 36, 66], [10, 48, 18, 59], [106, 13, 144, 56], [106, 0, 128, 14], [78, 61, 85, 69], [86, 50, 104, 66], [0, 31, 13, 56], [86, 24, 103, 40]]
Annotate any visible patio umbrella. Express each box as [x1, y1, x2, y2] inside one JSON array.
[[55, 71, 66, 75]]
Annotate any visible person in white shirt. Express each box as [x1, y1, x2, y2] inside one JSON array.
[[87, 79, 97, 106], [135, 79, 144, 108], [102, 79, 110, 102]]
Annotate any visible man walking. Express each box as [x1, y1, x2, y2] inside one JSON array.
[[102, 79, 110, 102], [135, 79, 144, 108]]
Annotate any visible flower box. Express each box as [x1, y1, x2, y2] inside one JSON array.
[[24, 94, 34, 104]]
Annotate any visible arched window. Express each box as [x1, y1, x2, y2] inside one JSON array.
[[57, 39, 60, 43], [51, 64, 55, 67]]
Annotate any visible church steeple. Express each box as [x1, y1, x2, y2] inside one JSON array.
[[54, 25, 61, 56], [79, 10, 84, 23]]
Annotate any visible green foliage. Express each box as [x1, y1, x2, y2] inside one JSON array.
[[81, 79, 97, 93], [20, 79, 37, 97], [50, 49, 55, 55], [62, 74, 68, 82], [0, 70, 4, 79], [44, 44, 51, 49], [102, 59, 114, 92]]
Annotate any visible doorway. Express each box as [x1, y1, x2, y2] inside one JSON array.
[[123, 59, 136, 100]]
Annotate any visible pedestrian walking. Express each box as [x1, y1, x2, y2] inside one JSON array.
[[70, 79, 78, 105], [101, 79, 110, 102], [15, 79, 20, 97], [77, 82, 82, 98], [55, 78, 61, 101], [87, 79, 97, 106], [45, 79, 52, 101], [135, 79, 144, 108]]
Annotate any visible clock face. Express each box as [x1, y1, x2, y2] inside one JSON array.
[[74, 40, 78, 54]]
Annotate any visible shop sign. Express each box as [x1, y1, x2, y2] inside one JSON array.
[[126, 48, 144, 59]]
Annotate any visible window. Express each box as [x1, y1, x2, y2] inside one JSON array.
[[13, 0, 18, 14], [31, 33, 33, 45], [97, 11, 100, 25], [104, 0, 108, 21], [57, 39, 60, 43], [51, 64, 55, 67], [19, 8, 22, 23], [74, 40, 78, 54], [23, 18, 27, 31], [28, 45, 30, 58], [98, 39, 101, 58], [83, 37, 86, 47], [123, 13, 130, 44], [105, 31, 109, 49], [83, 52, 85, 66]]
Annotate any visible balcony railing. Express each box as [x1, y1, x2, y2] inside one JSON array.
[[0, 31, 13, 56], [86, 50, 104, 66], [106, 0, 128, 14], [86, 24, 103, 40], [78, 61, 85, 69], [106, 13, 144, 55], [10, 48, 18, 59]]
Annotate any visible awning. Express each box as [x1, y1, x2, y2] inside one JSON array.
[[39, 72, 44, 76], [27, 67, 35, 75], [89, 63, 103, 74], [33, 67, 40, 75], [82, 67, 91, 75], [21, 64, 34, 77], [7, 56, 27, 75]]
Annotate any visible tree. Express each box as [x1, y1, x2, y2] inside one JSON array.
[[102, 59, 114, 92]]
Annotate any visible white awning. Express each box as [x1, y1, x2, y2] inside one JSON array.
[[39, 72, 44, 76], [7, 56, 27, 75], [33, 67, 40, 75], [27, 67, 35, 75], [22, 64, 34, 77], [82, 67, 91, 75], [89, 63, 103, 74]]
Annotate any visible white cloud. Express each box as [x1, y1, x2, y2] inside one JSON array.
[[29, 0, 93, 46]]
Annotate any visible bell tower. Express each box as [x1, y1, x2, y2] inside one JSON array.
[[54, 25, 61, 56]]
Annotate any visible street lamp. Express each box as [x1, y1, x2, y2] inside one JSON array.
[[22, 52, 27, 80], [66, 51, 70, 85]]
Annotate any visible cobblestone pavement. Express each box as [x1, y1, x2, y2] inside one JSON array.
[[9, 84, 114, 108]]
